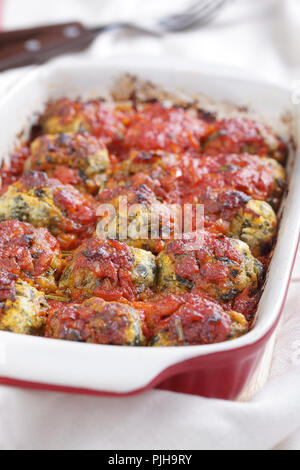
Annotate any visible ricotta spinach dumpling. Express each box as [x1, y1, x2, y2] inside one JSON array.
[[0, 270, 48, 335], [189, 189, 278, 258], [0, 171, 97, 249], [202, 117, 288, 163], [27, 133, 110, 195], [137, 293, 249, 346], [0, 219, 62, 293], [59, 237, 156, 302], [120, 102, 210, 158], [40, 98, 126, 147], [97, 183, 175, 254], [157, 232, 263, 304], [45, 297, 144, 346]]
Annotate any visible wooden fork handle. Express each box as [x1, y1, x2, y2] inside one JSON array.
[[0, 22, 99, 72]]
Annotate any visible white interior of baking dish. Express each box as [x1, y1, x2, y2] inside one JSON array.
[[0, 60, 299, 393]]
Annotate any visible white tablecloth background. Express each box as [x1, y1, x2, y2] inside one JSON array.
[[1, 0, 300, 450]]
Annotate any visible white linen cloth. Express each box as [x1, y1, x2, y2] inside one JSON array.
[[0, 0, 300, 450]]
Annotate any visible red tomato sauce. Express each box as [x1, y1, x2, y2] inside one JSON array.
[[0, 145, 30, 195], [63, 238, 139, 303], [18, 171, 97, 249], [45, 297, 137, 345], [180, 152, 281, 203], [120, 103, 211, 158], [135, 293, 232, 344], [0, 219, 62, 288], [41, 98, 127, 148], [203, 117, 287, 162]]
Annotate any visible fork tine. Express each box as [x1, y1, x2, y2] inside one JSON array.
[[159, 0, 212, 25], [159, 0, 226, 31], [159, 4, 214, 30], [189, 0, 227, 25], [180, 0, 226, 26], [182, 0, 216, 16], [195, 0, 227, 26], [166, 0, 213, 20]]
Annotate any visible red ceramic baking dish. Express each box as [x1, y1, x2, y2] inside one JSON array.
[[0, 59, 299, 400]]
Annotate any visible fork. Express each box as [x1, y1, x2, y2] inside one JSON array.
[[0, 0, 228, 72]]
